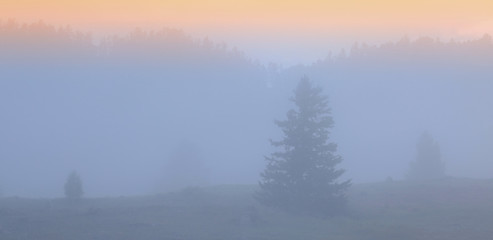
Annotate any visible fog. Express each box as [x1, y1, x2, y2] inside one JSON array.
[[1, 21, 493, 198]]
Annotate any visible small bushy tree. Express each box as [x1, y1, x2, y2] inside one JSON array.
[[408, 132, 445, 181], [159, 141, 208, 192], [256, 77, 351, 216], [64, 171, 83, 200]]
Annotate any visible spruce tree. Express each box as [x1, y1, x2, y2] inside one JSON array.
[[408, 132, 445, 181], [256, 77, 350, 216], [64, 171, 84, 200]]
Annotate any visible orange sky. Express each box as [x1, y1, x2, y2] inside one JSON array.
[[2, 0, 493, 64]]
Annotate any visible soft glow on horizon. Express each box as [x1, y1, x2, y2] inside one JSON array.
[[3, 0, 493, 65]]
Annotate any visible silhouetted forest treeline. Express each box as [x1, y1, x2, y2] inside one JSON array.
[[0, 20, 257, 69]]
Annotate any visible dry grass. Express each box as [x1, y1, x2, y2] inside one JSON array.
[[1, 178, 492, 240]]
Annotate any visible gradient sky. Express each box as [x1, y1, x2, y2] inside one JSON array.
[[3, 0, 493, 65]]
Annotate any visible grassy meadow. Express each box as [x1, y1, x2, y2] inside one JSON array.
[[1, 178, 493, 240]]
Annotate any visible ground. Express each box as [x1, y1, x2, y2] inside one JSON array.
[[1, 177, 493, 240]]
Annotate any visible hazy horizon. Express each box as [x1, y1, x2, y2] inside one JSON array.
[[3, 18, 493, 67], [1, 21, 493, 198], [2, 1, 493, 199], [3, 0, 493, 66]]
